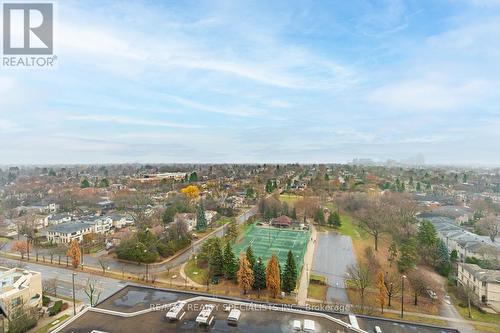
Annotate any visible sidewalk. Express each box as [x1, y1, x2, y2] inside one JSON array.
[[179, 261, 204, 288], [297, 225, 318, 306]]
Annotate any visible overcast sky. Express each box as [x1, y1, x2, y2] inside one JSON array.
[[1, 0, 500, 165]]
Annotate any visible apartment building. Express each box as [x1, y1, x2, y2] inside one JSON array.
[[0, 266, 42, 329], [45, 216, 113, 244], [457, 263, 500, 313]]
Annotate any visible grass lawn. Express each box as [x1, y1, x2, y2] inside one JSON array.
[[279, 194, 302, 205], [34, 314, 71, 333], [185, 259, 207, 285], [308, 274, 327, 301], [473, 324, 500, 333], [380, 312, 448, 327], [324, 203, 365, 239], [447, 285, 500, 325], [217, 217, 233, 226]]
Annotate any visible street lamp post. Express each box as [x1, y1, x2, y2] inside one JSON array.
[[72, 272, 77, 315], [24, 234, 30, 261], [400, 275, 407, 318]]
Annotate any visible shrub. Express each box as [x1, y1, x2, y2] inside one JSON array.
[[61, 302, 69, 311], [49, 300, 63, 316], [42, 295, 51, 306]]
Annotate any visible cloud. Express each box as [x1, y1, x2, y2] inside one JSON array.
[[66, 115, 203, 129], [0, 119, 24, 133], [369, 77, 490, 111]]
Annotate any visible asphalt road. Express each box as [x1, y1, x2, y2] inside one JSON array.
[[12, 205, 259, 277], [0, 257, 127, 303], [312, 232, 357, 303]]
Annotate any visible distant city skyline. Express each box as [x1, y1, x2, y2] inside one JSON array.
[[1, 0, 500, 165]]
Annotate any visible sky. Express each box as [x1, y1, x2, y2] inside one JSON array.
[[1, 0, 500, 165]]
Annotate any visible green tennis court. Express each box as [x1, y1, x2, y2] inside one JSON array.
[[234, 223, 310, 274]]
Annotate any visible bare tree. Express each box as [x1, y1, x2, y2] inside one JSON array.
[[478, 214, 500, 242], [98, 257, 109, 275], [356, 197, 390, 251], [84, 278, 102, 307], [346, 263, 372, 305], [42, 277, 59, 297], [384, 272, 401, 307], [407, 270, 431, 306]]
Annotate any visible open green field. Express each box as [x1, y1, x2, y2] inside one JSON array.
[[234, 223, 310, 273], [279, 194, 302, 205]]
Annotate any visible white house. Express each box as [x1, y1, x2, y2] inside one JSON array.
[[45, 216, 112, 244]]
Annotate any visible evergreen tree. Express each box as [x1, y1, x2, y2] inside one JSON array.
[[397, 237, 419, 272], [209, 238, 224, 277], [291, 207, 297, 220], [80, 179, 90, 188], [246, 245, 256, 268], [265, 180, 274, 193], [253, 257, 266, 294], [435, 239, 451, 276], [196, 201, 207, 231], [237, 254, 254, 294], [417, 220, 438, 263], [328, 211, 341, 228], [223, 242, 238, 280], [189, 172, 198, 182], [416, 181, 421, 192], [226, 220, 238, 242], [282, 250, 297, 293], [314, 208, 325, 225]]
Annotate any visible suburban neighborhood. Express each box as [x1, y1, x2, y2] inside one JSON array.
[[2, 0, 500, 333]]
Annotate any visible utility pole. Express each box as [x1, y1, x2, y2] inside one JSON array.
[[72, 272, 77, 315], [400, 275, 406, 318]]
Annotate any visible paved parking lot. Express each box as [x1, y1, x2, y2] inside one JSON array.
[[312, 232, 356, 303]]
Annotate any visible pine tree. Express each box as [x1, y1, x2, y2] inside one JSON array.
[[237, 254, 254, 294], [223, 242, 238, 280], [80, 179, 90, 188], [196, 201, 207, 231], [314, 208, 325, 225], [328, 211, 341, 228], [253, 257, 266, 295], [397, 237, 419, 272], [209, 238, 224, 277], [291, 207, 297, 220], [282, 250, 297, 293], [266, 254, 281, 298], [246, 245, 256, 269], [435, 239, 451, 276]]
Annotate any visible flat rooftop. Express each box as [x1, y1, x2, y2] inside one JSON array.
[[52, 285, 459, 333]]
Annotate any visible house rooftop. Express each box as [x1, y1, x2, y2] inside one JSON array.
[[45, 220, 95, 234], [460, 263, 500, 283]]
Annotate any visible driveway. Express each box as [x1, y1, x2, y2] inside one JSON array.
[[312, 232, 356, 303]]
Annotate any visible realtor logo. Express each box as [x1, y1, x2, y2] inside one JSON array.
[[2, 2, 56, 67], [3, 2, 53, 54]]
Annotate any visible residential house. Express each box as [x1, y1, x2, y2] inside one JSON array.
[[45, 216, 112, 244], [457, 263, 500, 313], [109, 213, 134, 229], [174, 213, 196, 231]]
